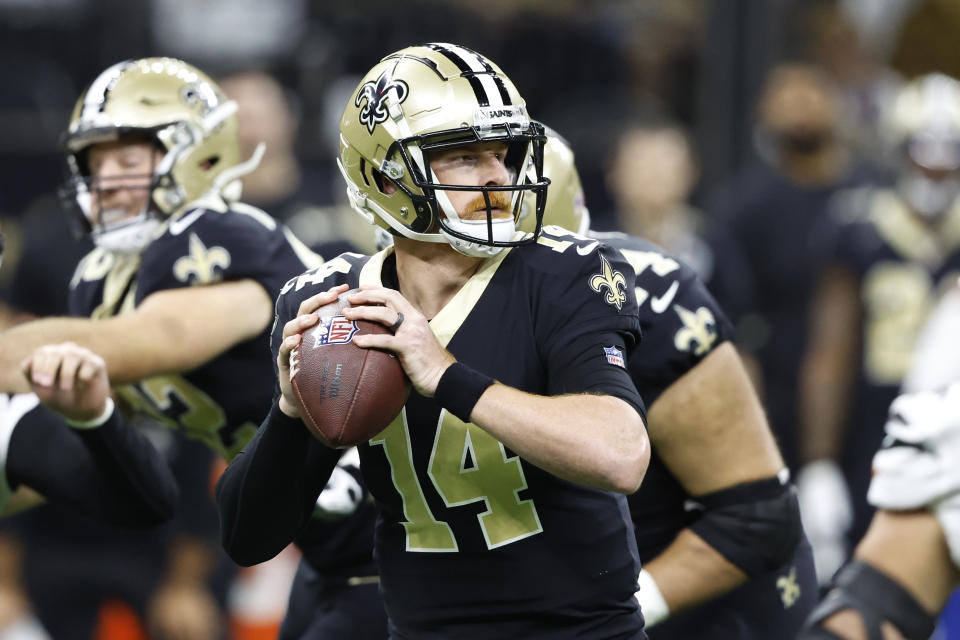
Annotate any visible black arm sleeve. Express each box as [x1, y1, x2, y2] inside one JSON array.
[[6, 405, 178, 528], [216, 401, 341, 566]]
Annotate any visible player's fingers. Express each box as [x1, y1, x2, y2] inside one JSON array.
[[342, 305, 399, 329], [58, 352, 83, 391], [26, 348, 61, 388], [282, 312, 319, 340], [348, 287, 407, 311], [297, 284, 349, 316], [76, 356, 103, 384], [277, 333, 302, 370], [19, 355, 34, 382], [352, 333, 394, 351]]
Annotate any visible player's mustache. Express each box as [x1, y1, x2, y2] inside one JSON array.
[[464, 191, 512, 214]]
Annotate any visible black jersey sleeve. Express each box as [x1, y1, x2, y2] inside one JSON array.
[[135, 204, 319, 303], [216, 401, 341, 566], [629, 246, 734, 405], [530, 234, 645, 414], [3, 396, 178, 527]]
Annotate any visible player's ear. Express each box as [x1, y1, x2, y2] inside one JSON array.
[[374, 169, 399, 196]]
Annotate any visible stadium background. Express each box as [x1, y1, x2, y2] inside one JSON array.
[[0, 0, 958, 638]]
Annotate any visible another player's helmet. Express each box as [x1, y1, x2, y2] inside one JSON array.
[[518, 130, 590, 235], [886, 72, 960, 218], [338, 43, 550, 257], [62, 58, 247, 253]]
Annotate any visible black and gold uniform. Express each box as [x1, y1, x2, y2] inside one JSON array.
[[219, 226, 647, 639]]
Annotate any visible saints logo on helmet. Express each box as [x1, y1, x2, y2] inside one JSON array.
[[337, 43, 550, 257], [61, 57, 253, 254], [356, 73, 409, 135]]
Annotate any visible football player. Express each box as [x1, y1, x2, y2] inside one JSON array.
[[1, 226, 175, 526], [0, 339, 176, 525], [798, 72, 960, 582], [515, 133, 816, 637], [800, 282, 960, 639], [217, 43, 651, 638], [0, 58, 323, 639]]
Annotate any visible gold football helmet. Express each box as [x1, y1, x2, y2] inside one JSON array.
[[518, 130, 590, 235], [62, 57, 246, 253], [886, 72, 960, 217], [337, 43, 549, 257]]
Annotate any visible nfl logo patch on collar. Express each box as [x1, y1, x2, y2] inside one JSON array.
[[603, 346, 625, 368]]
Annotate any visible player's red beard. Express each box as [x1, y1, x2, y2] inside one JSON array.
[[462, 191, 513, 220]]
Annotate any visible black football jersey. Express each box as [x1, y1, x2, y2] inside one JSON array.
[[68, 201, 322, 460], [826, 189, 960, 539], [271, 227, 646, 639], [591, 231, 736, 560]]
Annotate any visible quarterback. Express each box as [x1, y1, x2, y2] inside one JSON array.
[[218, 43, 651, 638]]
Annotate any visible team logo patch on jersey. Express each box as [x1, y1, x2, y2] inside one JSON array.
[[589, 252, 628, 310], [173, 233, 231, 284], [356, 71, 409, 134], [673, 305, 718, 356], [312, 315, 359, 348], [603, 346, 625, 368], [776, 566, 801, 608]]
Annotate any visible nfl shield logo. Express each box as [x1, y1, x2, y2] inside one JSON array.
[[603, 346, 625, 368], [312, 315, 359, 348]]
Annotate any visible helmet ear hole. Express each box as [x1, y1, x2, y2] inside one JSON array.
[[199, 155, 220, 171], [371, 168, 397, 195]]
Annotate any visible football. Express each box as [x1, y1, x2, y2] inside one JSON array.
[[289, 289, 409, 448]]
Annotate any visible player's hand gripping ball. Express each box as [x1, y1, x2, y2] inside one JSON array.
[[290, 288, 409, 447]]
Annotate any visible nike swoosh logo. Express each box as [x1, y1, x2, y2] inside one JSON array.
[[650, 280, 679, 314], [576, 241, 599, 256], [168, 209, 205, 235]]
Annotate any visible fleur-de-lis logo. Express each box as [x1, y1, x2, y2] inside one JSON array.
[[776, 567, 801, 609], [356, 72, 409, 134], [673, 305, 717, 356], [173, 233, 231, 285], [589, 252, 628, 310]]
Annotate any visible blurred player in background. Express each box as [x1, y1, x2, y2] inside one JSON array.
[[708, 62, 886, 480], [799, 72, 960, 585], [518, 132, 816, 638], [0, 57, 323, 639], [1, 224, 176, 525], [218, 42, 651, 639], [800, 282, 960, 639]]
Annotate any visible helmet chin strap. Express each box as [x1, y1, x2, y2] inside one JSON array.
[[431, 174, 514, 257], [92, 210, 162, 255]]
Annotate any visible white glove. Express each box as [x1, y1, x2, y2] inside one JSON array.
[[868, 384, 960, 510], [867, 384, 960, 568], [797, 459, 852, 585], [315, 466, 364, 518], [314, 447, 365, 518]]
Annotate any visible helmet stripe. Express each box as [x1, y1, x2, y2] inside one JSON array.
[[81, 60, 135, 119], [426, 43, 509, 108], [454, 44, 512, 106]]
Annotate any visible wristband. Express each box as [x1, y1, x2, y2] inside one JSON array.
[[65, 397, 115, 430], [636, 567, 669, 628], [433, 362, 494, 423]]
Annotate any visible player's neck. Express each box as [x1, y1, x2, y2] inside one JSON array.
[[393, 238, 483, 319]]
